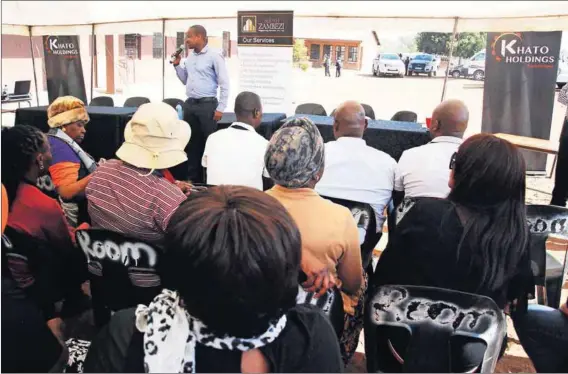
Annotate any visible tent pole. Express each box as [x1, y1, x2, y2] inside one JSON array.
[[90, 24, 95, 103], [28, 26, 40, 106], [441, 17, 459, 102], [162, 19, 166, 101]]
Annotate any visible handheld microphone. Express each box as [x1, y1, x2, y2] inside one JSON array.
[[170, 45, 185, 64]]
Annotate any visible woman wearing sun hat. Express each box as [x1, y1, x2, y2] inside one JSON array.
[[43, 96, 97, 227], [86, 102, 192, 246]]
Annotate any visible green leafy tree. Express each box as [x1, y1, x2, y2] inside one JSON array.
[[415, 32, 486, 59], [415, 32, 450, 55], [454, 32, 486, 58], [293, 38, 308, 63]]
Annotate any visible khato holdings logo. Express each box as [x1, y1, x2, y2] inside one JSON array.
[[44, 36, 79, 59], [491, 32, 555, 68]]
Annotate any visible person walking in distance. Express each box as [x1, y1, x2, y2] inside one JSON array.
[[335, 57, 342, 78], [323, 54, 331, 77], [172, 25, 230, 183]]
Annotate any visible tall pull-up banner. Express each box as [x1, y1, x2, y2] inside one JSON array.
[[237, 10, 294, 113], [43, 35, 88, 104], [482, 32, 562, 172]]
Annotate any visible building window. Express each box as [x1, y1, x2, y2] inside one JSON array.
[[153, 32, 163, 59], [335, 45, 345, 61], [348, 46, 358, 62], [323, 45, 332, 59], [176, 32, 185, 49], [125, 33, 141, 59], [310, 44, 321, 61]]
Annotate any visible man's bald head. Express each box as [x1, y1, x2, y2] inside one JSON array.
[[235, 91, 263, 127], [333, 101, 367, 139], [431, 99, 469, 138]]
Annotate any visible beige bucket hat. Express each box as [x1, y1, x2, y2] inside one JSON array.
[[116, 102, 191, 171]]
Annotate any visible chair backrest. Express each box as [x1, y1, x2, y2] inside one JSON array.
[[322, 196, 380, 271], [295, 103, 327, 116], [89, 96, 114, 107], [75, 229, 162, 319], [296, 285, 344, 338], [365, 285, 506, 373], [123, 96, 150, 108], [526, 205, 568, 283], [361, 103, 376, 120], [162, 98, 184, 109], [330, 104, 375, 120], [391, 110, 418, 122]]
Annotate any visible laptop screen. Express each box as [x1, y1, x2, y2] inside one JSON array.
[[13, 81, 31, 95]]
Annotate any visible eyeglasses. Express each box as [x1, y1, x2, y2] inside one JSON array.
[[449, 152, 456, 170]]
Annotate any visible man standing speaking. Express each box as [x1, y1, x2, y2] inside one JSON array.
[[172, 25, 230, 183]]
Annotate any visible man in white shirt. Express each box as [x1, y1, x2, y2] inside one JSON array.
[[202, 91, 270, 190], [316, 101, 396, 228], [394, 99, 469, 206]]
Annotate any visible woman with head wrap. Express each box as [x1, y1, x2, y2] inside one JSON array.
[[42, 96, 96, 226], [265, 117, 364, 364]]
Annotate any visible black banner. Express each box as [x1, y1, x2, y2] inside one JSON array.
[[42, 35, 87, 104], [237, 11, 294, 47], [482, 31, 562, 172]]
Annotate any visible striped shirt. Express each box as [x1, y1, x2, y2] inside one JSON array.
[[86, 160, 186, 246]]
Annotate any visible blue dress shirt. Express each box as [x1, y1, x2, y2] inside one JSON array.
[[174, 45, 230, 112]]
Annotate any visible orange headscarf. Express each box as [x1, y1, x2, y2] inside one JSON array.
[[2, 184, 8, 234]]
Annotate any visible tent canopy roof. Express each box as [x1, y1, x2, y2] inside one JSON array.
[[2, 1, 568, 30]]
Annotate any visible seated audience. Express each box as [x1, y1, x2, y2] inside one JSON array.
[[202, 91, 271, 190], [513, 297, 568, 372], [1, 184, 69, 373], [316, 101, 396, 228], [86, 102, 192, 246], [373, 134, 533, 372], [1, 126, 90, 330], [2, 125, 77, 252], [264, 117, 363, 364], [43, 96, 97, 226], [394, 99, 469, 206], [83, 186, 342, 373]]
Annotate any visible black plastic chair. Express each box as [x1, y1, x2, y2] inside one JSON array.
[[391, 110, 418, 122], [526, 205, 568, 308], [89, 96, 114, 107], [295, 103, 327, 116], [123, 96, 150, 108], [162, 98, 184, 109], [322, 195, 381, 276], [365, 285, 507, 373], [361, 104, 376, 120], [296, 285, 344, 338], [330, 104, 375, 120], [75, 229, 163, 327]]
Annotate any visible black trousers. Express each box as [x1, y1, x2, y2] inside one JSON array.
[[551, 117, 568, 207], [324, 65, 330, 77], [336, 67, 341, 77], [169, 98, 218, 183]]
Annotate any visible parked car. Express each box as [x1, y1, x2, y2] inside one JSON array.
[[448, 63, 468, 78], [372, 53, 405, 77], [408, 54, 439, 77], [463, 50, 486, 81]]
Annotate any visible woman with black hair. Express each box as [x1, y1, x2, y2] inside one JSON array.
[[372, 133, 533, 372], [83, 186, 342, 373], [1, 125, 89, 328]]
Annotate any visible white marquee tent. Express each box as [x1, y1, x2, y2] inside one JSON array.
[[3, 1, 568, 35]]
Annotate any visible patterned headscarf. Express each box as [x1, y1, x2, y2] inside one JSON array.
[[265, 117, 325, 188]]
